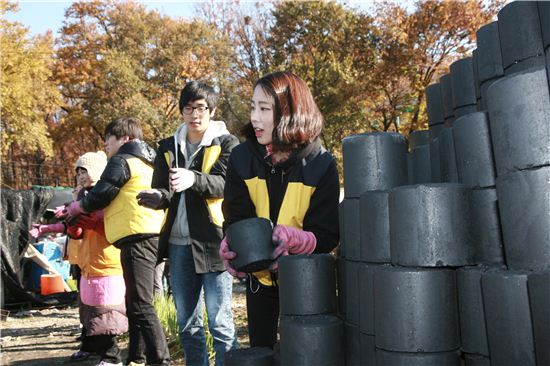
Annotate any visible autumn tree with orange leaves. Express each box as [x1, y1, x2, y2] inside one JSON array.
[[1, 1, 64, 188], [196, 0, 502, 153], [369, 0, 504, 134], [53, 0, 234, 152], [195, 0, 276, 132], [268, 1, 378, 158]]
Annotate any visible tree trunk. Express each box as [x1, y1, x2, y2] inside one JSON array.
[[409, 92, 424, 135]]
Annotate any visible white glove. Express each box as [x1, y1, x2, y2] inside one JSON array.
[[169, 168, 195, 192]]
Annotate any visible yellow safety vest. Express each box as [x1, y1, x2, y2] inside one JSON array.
[[104, 157, 165, 244], [244, 177, 316, 286], [164, 145, 225, 227]]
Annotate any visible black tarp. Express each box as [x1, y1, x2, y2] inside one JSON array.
[[1, 189, 77, 308]]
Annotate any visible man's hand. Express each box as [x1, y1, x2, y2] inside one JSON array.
[[169, 168, 195, 192], [137, 189, 164, 209], [55, 201, 83, 223]]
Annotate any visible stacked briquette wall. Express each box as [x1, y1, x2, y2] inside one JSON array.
[[338, 2, 550, 365]]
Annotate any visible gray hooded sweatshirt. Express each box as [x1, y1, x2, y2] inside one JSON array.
[[169, 120, 231, 245]]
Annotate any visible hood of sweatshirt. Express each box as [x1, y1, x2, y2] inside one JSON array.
[[172, 120, 230, 168]]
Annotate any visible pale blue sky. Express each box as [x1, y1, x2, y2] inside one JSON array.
[[6, 1, 201, 35], [5, 0, 377, 36]]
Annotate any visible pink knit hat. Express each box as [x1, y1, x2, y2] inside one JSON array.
[[75, 151, 107, 184]]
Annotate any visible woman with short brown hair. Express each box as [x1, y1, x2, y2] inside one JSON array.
[[241, 71, 324, 153]]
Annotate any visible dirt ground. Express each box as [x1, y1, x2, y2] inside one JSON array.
[[0, 281, 249, 366]]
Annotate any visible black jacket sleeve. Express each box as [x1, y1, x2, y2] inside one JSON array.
[[80, 155, 131, 212], [222, 149, 257, 230], [303, 158, 340, 254], [150, 148, 172, 209], [192, 134, 239, 198]]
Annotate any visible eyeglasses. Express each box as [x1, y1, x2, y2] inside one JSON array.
[[182, 106, 209, 115]]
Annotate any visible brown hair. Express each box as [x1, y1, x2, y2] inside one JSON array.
[[104, 117, 143, 140], [243, 71, 324, 152]]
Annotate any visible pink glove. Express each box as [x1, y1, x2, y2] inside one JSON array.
[[66, 225, 84, 239], [55, 200, 83, 222], [74, 211, 105, 236], [219, 236, 246, 278], [272, 225, 317, 258], [53, 205, 65, 218], [29, 223, 66, 238]]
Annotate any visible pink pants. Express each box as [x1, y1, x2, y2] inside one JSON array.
[[80, 275, 125, 306]]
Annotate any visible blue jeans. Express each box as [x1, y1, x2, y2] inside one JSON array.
[[169, 244, 237, 366]]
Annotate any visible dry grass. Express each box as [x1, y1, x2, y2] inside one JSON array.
[[153, 278, 250, 364]]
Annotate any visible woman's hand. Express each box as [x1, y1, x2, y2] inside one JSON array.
[[272, 224, 317, 258], [73, 211, 104, 236], [219, 236, 246, 278], [29, 223, 66, 238]]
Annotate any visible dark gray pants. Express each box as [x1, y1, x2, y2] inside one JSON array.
[[120, 238, 170, 365]]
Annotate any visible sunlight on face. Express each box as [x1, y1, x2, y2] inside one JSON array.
[[182, 98, 215, 142], [250, 86, 275, 146]]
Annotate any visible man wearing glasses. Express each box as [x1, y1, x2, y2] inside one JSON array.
[[137, 81, 239, 366]]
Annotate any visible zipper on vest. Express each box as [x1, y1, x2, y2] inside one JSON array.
[[268, 162, 288, 186]]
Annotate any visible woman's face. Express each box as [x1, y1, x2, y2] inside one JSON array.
[[250, 85, 275, 146], [76, 168, 92, 188]]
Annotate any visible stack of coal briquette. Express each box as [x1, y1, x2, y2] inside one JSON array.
[[338, 2, 549, 365]]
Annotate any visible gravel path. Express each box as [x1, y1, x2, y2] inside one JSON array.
[[0, 281, 249, 365]]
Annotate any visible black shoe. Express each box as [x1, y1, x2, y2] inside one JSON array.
[[69, 350, 91, 361]]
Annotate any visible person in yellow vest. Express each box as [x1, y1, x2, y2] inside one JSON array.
[[31, 151, 128, 366], [137, 81, 239, 366], [56, 118, 169, 366], [219, 71, 340, 348]]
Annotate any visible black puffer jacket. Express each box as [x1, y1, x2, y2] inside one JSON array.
[[80, 140, 158, 246], [223, 138, 340, 253]]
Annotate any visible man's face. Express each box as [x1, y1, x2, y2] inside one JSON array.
[[104, 134, 128, 158], [182, 98, 215, 139]]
